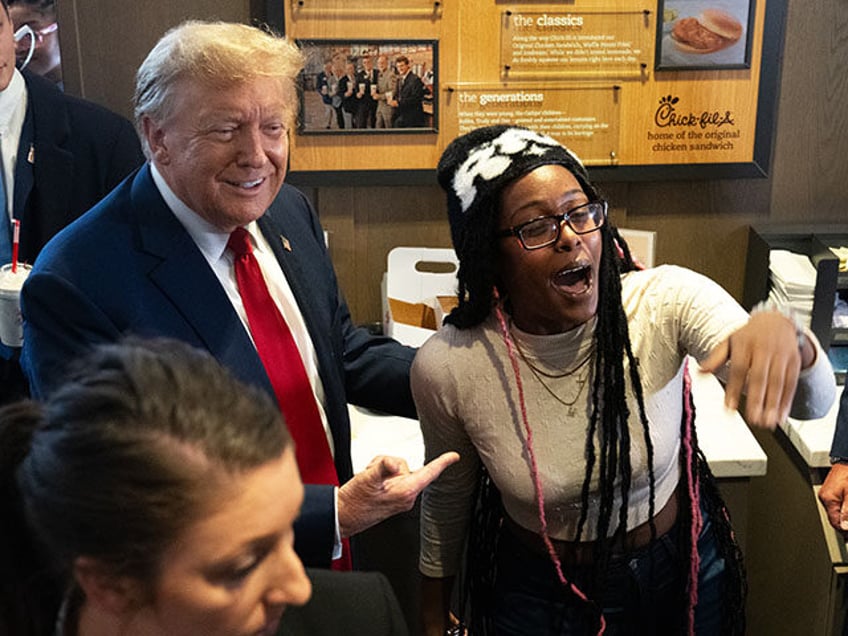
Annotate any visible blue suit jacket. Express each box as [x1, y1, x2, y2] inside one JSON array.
[[16, 71, 143, 264], [21, 164, 417, 566], [829, 383, 848, 458], [0, 71, 143, 403]]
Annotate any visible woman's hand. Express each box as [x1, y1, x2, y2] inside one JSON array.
[[700, 309, 813, 429]]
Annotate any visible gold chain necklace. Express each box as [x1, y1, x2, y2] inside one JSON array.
[[525, 358, 591, 416], [512, 335, 594, 416]]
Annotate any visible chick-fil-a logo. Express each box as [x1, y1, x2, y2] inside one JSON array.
[[654, 95, 735, 129]]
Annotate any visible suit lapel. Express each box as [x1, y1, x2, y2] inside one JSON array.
[[257, 192, 355, 479], [256, 210, 346, 430], [13, 107, 34, 217], [256, 212, 332, 371], [22, 76, 73, 225], [131, 166, 275, 397]]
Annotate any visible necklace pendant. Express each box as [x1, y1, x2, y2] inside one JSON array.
[[567, 405, 576, 417]]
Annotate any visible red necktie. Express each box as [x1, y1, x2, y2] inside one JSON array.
[[229, 228, 351, 569], [228, 228, 337, 484]]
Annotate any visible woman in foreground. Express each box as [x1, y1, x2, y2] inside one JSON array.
[[2, 338, 310, 636]]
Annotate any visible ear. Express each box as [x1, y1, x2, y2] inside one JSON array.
[[141, 115, 170, 165], [73, 556, 144, 616]]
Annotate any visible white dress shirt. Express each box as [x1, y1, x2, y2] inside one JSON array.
[[0, 69, 28, 219]]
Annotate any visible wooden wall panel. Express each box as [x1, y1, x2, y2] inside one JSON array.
[[768, 0, 848, 224], [285, 0, 770, 172], [317, 185, 451, 322], [57, 0, 252, 120]]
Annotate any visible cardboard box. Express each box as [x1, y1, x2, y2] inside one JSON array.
[[617, 227, 656, 269], [433, 294, 459, 328], [382, 247, 459, 347]]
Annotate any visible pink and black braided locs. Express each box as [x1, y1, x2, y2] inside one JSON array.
[[458, 227, 746, 634]]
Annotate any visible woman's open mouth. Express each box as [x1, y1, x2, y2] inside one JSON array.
[[552, 263, 592, 295]]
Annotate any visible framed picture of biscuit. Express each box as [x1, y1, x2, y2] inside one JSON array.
[[655, 0, 754, 70], [295, 39, 438, 135]]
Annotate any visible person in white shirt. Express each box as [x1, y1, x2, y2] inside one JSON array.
[[0, 0, 141, 403]]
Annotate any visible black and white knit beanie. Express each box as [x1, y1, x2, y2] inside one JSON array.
[[436, 125, 594, 249]]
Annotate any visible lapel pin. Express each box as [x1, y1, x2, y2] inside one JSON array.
[[280, 235, 292, 252], [27, 144, 34, 164]]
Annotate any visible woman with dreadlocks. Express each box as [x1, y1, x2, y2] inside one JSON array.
[[412, 125, 835, 635]]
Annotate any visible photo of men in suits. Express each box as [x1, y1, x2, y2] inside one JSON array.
[[297, 42, 434, 133]]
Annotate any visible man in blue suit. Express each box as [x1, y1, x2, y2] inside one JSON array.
[[20, 21, 457, 568], [0, 0, 143, 402]]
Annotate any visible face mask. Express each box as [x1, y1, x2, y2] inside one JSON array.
[[14, 25, 35, 70]]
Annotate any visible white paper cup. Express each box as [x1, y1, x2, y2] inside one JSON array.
[[386, 91, 393, 102], [358, 83, 366, 94], [0, 263, 31, 347]]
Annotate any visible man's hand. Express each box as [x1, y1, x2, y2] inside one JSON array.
[[820, 463, 848, 532], [338, 451, 460, 538], [700, 310, 812, 429]]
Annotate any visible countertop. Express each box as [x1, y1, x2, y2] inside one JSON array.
[[781, 396, 841, 468]]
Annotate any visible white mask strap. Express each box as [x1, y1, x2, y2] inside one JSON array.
[[14, 25, 35, 70]]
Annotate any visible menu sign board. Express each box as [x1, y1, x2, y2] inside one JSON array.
[[282, 0, 781, 179], [501, 11, 652, 79], [449, 86, 620, 164]]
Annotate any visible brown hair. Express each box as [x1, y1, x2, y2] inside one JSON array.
[[1, 338, 292, 635]]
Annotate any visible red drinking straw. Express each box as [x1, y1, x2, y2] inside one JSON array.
[[11, 219, 19, 273]]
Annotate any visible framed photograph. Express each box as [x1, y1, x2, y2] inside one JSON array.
[[296, 39, 438, 134], [655, 0, 755, 70]]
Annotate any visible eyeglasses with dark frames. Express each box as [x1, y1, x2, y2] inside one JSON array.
[[496, 200, 607, 250]]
